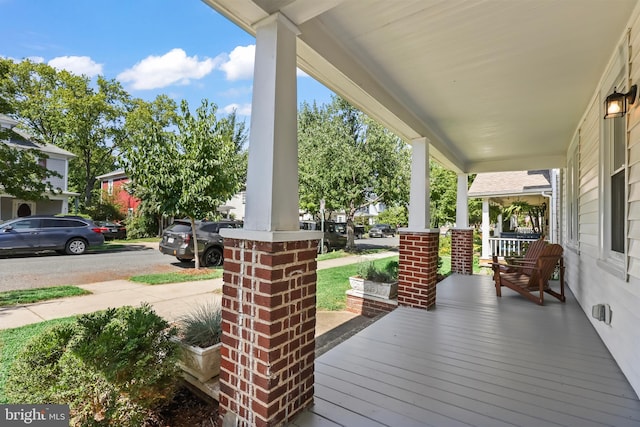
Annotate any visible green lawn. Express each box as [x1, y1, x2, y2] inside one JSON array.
[[316, 256, 399, 311], [0, 286, 91, 307], [0, 317, 77, 403], [129, 269, 223, 285]]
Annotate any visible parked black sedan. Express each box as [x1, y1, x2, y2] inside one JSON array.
[[94, 221, 127, 240]]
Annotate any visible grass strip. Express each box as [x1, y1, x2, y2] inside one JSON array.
[[0, 286, 91, 307], [129, 269, 223, 285], [0, 316, 77, 404]]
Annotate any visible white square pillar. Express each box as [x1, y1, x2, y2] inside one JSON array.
[[244, 13, 301, 232], [407, 137, 430, 230]]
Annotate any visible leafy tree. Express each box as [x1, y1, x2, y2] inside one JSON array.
[[0, 58, 130, 208], [377, 205, 408, 228], [124, 99, 247, 268], [429, 160, 457, 227], [298, 96, 411, 250], [0, 60, 61, 201], [122, 95, 180, 236]]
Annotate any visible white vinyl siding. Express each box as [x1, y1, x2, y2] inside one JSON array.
[[45, 157, 66, 191], [578, 98, 600, 259]]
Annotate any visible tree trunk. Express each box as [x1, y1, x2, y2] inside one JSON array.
[[345, 217, 356, 251], [190, 217, 201, 269]]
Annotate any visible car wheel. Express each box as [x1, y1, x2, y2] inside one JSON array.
[[202, 247, 223, 267], [65, 238, 87, 255], [321, 242, 330, 254], [176, 257, 192, 263]]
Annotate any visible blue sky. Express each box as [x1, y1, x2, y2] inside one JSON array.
[[0, 0, 334, 119]]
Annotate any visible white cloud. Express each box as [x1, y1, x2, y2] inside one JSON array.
[[219, 45, 255, 81], [48, 56, 102, 77], [218, 44, 309, 81], [117, 48, 220, 90], [222, 103, 252, 116]]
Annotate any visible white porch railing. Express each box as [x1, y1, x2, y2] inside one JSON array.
[[488, 237, 541, 258]]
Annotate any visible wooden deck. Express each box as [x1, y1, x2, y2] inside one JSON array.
[[290, 274, 640, 427]]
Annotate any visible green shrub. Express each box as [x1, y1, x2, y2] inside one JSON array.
[[5, 304, 180, 426], [357, 260, 398, 282], [179, 301, 222, 348], [71, 304, 180, 408], [439, 234, 451, 256], [125, 211, 158, 239]]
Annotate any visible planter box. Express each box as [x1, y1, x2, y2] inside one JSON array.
[[349, 276, 398, 299], [173, 339, 222, 383]]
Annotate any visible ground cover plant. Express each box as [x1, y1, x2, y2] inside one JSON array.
[[0, 286, 90, 306]]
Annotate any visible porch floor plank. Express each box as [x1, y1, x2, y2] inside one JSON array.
[[291, 274, 640, 427]]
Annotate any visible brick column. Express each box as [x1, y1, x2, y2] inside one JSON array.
[[398, 230, 439, 309], [451, 228, 474, 275], [218, 237, 318, 427]]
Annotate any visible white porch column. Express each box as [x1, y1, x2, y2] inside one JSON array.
[[243, 13, 300, 232], [496, 213, 503, 236], [482, 198, 491, 258], [218, 14, 321, 427], [407, 137, 430, 230], [456, 173, 468, 228]]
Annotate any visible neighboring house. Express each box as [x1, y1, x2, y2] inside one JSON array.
[[468, 169, 560, 261], [0, 114, 78, 222], [95, 170, 141, 217], [96, 169, 246, 220]]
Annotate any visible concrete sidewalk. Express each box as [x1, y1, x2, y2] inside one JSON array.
[[0, 250, 397, 332]]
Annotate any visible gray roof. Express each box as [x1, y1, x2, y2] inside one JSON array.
[[1, 114, 75, 158], [468, 170, 551, 198]]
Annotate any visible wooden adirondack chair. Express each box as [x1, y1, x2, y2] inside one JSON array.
[[491, 243, 565, 305], [499, 237, 547, 275]]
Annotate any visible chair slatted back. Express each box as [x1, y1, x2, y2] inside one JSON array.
[[521, 238, 548, 275], [527, 244, 563, 290]]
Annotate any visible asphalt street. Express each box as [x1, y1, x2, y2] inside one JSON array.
[[0, 236, 399, 292]]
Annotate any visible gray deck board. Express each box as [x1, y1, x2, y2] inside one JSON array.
[[291, 274, 640, 427]]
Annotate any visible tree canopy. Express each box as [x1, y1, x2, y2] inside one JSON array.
[[298, 96, 411, 249], [123, 98, 247, 267], [0, 58, 131, 208], [0, 60, 61, 201]]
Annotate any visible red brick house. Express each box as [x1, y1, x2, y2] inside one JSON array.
[[95, 170, 140, 216]]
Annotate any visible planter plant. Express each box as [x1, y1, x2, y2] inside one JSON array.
[[174, 301, 223, 383], [349, 260, 399, 299]]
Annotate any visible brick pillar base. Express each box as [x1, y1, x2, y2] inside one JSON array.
[[451, 228, 474, 275], [398, 230, 439, 310], [218, 237, 318, 427], [345, 291, 398, 317]]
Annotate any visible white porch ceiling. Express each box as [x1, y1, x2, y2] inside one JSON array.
[[203, 0, 638, 173]]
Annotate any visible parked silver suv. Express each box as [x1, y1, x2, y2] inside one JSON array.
[[0, 215, 105, 256]]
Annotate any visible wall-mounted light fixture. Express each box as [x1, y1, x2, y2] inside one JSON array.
[[604, 85, 637, 119]]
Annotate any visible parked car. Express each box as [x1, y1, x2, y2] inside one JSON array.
[[368, 223, 396, 238], [94, 221, 126, 240], [159, 219, 242, 266], [334, 222, 365, 239], [300, 221, 348, 253], [0, 215, 105, 256]]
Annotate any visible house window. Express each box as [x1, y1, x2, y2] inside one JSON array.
[[609, 115, 626, 254], [107, 179, 114, 196]]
